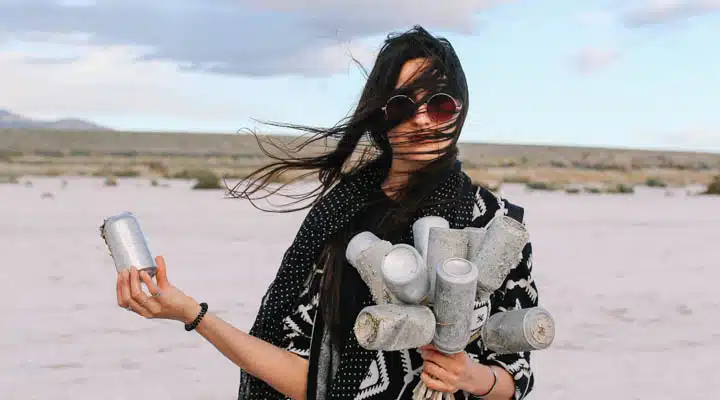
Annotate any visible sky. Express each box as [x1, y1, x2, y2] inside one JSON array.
[[0, 0, 718, 152]]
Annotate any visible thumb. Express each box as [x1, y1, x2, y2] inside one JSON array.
[[155, 255, 170, 288]]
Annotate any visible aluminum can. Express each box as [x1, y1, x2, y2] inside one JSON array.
[[100, 212, 157, 276]]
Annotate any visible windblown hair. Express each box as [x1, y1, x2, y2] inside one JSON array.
[[229, 25, 470, 344]]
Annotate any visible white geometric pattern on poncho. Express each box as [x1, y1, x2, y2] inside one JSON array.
[[355, 351, 390, 399]]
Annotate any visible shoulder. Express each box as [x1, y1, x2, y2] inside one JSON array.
[[470, 184, 526, 228]]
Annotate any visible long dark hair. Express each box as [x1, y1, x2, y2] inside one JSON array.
[[229, 25, 469, 344]]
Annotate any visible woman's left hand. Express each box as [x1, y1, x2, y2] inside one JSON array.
[[419, 344, 474, 393]]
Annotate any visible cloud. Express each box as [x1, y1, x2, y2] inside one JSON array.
[[0, 39, 244, 119], [570, 0, 718, 72], [0, 1, 512, 125], [623, 0, 720, 27], [572, 47, 620, 72], [0, 0, 505, 77]]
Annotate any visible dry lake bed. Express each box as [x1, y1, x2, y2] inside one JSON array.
[[1, 177, 718, 399]]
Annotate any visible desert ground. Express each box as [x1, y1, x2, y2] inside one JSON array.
[[1, 129, 719, 399], [0, 173, 718, 400]]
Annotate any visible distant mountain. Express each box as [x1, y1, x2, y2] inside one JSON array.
[[0, 109, 111, 131]]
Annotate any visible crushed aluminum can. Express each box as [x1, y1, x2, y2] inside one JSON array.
[[100, 212, 157, 277]]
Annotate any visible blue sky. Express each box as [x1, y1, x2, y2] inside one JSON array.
[[0, 0, 718, 152]]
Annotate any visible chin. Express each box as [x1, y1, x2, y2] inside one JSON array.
[[403, 153, 442, 162]]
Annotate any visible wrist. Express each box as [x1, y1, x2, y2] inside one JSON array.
[[181, 298, 202, 325], [465, 363, 496, 396]]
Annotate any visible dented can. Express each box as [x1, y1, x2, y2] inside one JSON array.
[[100, 212, 157, 277]]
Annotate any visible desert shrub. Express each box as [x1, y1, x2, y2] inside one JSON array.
[[0, 174, 19, 184], [550, 159, 570, 168], [565, 186, 580, 194], [526, 181, 557, 191], [169, 169, 193, 180], [93, 168, 138, 177], [104, 176, 118, 186], [190, 169, 223, 190], [645, 177, 667, 188], [43, 168, 63, 177], [499, 158, 518, 167], [564, 184, 582, 194], [109, 150, 138, 157], [34, 150, 64, 157], [704, 175, 720, 195], [114, 169, 140, 177], [0, 150, 22, 163], [605, 183, 635, 194], [144, 161, 168, 175], [504, 175, 531, 184]]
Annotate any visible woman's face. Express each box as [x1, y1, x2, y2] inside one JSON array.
[[385, 58, 461, 164]]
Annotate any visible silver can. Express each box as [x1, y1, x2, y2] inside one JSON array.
[[380, 244, 429, 305], [481, 307, 555, 354], [100, 212, 157, 277], [432, 257, 478, 354]]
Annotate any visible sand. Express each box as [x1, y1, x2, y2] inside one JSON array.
[[0, 177, 717, 399]]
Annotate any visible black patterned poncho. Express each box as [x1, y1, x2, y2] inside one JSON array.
[[238, 162, 539, 400]]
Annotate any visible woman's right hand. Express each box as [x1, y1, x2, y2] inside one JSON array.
[[117, 255, 201, 324]]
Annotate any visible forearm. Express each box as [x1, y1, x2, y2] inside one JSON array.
[[184, 302, 308, 400], [464, 362, 515, 400]]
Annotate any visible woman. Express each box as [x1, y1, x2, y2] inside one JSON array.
[[116, 26, 539, 400]]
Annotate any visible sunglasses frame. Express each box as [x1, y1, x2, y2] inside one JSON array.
[[381, 92, 462, 123]]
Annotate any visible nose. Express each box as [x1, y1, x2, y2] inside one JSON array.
[[411, 103, 433, 128]]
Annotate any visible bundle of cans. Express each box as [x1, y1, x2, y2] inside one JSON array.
[[345, 213, 555, 400]]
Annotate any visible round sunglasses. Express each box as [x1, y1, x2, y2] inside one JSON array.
[[382, 93, 461, 124]]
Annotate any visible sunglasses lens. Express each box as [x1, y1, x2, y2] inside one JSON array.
[[427, 94, 458, 123], [385, 96, 415, 121]]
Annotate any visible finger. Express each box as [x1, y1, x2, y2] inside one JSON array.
[[127, 268, 155, 318], [129, 267, 147, 298], [421, 348, 446, 366], [139, 270, 161, 296], [421, 371, 452, 393], [421, 345, 442, 356], [116, 272, 126, 308], [155, 256, 169, 288], [423, 361, 456, 388], [421, 343, 439, 352], [119, 270, 145, 314], [138, 271, 164, 315], [119, 270, 133, 307]]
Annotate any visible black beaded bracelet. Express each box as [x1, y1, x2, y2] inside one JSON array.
[[185, 302, 208, 331]]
